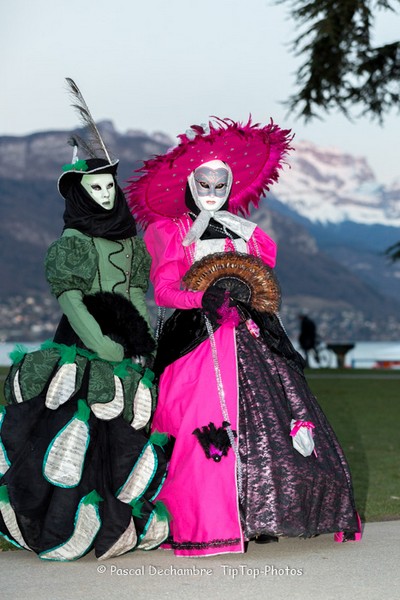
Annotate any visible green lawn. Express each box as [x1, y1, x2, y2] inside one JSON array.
[[1, 367, 399, 552], [306, 371, 400, 523]]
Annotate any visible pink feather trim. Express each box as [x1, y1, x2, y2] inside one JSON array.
[[125, 116, 294, 229], [216, 292, 241, 327]]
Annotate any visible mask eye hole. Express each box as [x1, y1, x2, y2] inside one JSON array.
[[197, 181, 210, 189], [91, 185, 101, 191], [215, 183, 226, 190]]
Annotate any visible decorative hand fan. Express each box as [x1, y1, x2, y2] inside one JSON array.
[[183, 252, 281, 313]]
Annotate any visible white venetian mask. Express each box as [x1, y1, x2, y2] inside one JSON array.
[[81, 173, 116, 210], [188, 160, 232, 212]]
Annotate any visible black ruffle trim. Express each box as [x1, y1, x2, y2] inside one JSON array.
[[154, 306, 305, 377], [165, 536, 241, 550]]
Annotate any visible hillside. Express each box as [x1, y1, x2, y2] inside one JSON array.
[[0, 123, 399, 342]]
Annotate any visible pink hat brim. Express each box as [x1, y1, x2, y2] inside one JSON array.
[[126, 117, 293, 228]]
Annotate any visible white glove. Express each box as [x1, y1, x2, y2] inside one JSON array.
[[290, 419, 315, 457]]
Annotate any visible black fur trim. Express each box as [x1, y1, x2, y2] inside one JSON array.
[[192, 421, 236, 462], [83, 291, 155, 358]]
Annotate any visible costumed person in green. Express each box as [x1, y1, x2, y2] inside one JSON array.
[[0, 79, 169, 561]]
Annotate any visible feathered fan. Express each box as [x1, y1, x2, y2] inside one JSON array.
[[183, 252, 281, 314], [65, 77, 112, 163]]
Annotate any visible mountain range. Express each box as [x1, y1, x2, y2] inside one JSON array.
[[0, 122, 399, 342]]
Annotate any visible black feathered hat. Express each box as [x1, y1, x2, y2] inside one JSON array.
[[58, 78, 119, 198], [58, 158, 119, 199]]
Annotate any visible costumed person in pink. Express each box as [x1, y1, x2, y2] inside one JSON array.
[[126, 118, 361, 557]]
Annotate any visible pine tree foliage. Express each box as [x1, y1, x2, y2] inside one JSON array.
[[280, 0, 400, 121]]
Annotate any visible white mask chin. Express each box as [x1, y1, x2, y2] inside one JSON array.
[[188, 160, 232, 213], [81, 174, 116, 210]]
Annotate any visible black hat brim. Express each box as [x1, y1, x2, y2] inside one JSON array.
[[58, 159, 119, 199]]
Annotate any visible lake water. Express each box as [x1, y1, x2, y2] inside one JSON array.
[[1, 340, 400, 369]]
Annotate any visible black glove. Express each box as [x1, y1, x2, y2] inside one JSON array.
[[201, 285, 228, 326]]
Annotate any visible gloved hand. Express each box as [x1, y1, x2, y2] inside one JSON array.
[[201, 285, 229, 326], [290, 419, 316, 457]]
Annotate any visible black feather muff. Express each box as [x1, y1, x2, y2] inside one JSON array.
[[65, 77, 112, 163], [192, 421, 236, 462], [83, 292, 155, 358]]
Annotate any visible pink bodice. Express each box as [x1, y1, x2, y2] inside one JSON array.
[[144, 215, 277, 310]]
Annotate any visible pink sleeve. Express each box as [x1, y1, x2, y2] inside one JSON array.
[[144, 219, 204, 310], [250, 227, 277, 268]]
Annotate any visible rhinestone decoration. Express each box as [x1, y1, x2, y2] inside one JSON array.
[[204, 315, 243, 498]]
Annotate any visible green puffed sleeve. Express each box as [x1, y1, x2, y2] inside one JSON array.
[[45, 235, 98, 298], [130, 237, 151, 292], [45, 232, 124, 362]]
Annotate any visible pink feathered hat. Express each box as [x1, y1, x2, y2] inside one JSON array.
[[126, 116, 293, 228]]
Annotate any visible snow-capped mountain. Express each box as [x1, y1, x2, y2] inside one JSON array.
[[276, 140, 400, 226], [1, 123, 400, 342]]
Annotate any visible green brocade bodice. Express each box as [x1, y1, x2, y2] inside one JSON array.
[[45, 228, 151, 316], [44, 229, 152, 363]]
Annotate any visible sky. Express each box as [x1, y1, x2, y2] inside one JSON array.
[[1, 0, 399, 185]]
